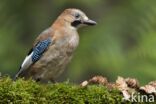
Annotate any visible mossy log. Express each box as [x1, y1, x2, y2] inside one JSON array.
[[0, 77, 153, 104]]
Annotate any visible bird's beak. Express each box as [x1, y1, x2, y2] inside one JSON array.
[[82, 19, 97, 26]]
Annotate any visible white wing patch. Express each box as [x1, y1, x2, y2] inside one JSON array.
[[21, 52, 33, 69], [15, 52, 33, 78]]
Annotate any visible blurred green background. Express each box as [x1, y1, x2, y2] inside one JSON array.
[[0, 0, 156, 84]]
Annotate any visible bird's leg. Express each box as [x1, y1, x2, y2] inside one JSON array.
[[36, 78, 49, 83], [33, 76, 46, 83], [35, 76, 56, 83], [49, 77, 56, 83]]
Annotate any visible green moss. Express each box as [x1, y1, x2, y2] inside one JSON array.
[[0, 76, 145, 104]]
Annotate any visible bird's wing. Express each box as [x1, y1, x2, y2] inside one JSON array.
[[15, 38, 52, 78]]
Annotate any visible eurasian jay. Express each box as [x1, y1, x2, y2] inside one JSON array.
[[15, 8, 96, 83]]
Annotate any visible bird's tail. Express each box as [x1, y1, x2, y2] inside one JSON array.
[[13, 67, 22, 81]]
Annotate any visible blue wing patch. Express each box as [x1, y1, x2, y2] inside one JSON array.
[[32, 38, 51, 62]]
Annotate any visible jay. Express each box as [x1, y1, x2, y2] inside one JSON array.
[[15, 8, 96, 83]]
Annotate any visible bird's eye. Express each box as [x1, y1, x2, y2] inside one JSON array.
[[75, 13, 80, 18]]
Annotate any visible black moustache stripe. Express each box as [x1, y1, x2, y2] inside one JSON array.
[[71, 20, 81, 27]]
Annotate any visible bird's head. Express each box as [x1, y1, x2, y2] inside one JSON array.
[[57, 8, 97, 29]]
